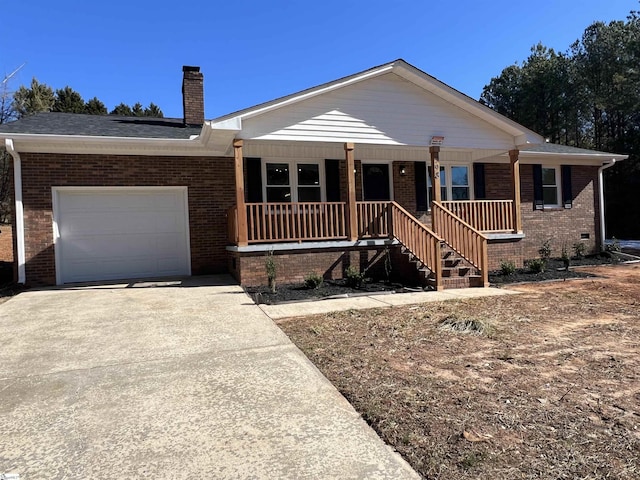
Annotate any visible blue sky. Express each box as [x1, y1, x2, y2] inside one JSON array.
[[3, 0, 636, 119]]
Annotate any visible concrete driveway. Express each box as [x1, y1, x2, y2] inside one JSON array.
[[0, 276, 418, 479]]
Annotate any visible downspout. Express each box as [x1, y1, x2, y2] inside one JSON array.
[[598, 159, 617, 251], [4, 139, 26, 284]]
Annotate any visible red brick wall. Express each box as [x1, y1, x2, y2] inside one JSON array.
[[0, 224, 13, 262], [228, 244, 422, 287], [518, 164, 599, 261], [484, 163, 513, 200], [483, 164, 600, 268], [20, 153, 235, 286], [487, 240, 525, 270], [392, 161, 416, 212]]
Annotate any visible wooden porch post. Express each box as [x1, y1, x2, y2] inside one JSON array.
[[345, 142, 358, 241], [430, 146, 441, 231], [234, 139, 248, 246], [509, 149, 523, 234]]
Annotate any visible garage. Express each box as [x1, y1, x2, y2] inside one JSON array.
[[53, 187, 191, 284]]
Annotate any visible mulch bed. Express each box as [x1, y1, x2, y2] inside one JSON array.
[[246, 279, 402, 305], [489, 252, 633, 285], [247, 253, 640, 304]]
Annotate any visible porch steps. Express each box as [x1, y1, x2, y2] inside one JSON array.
[[404, 244, 483, 290]]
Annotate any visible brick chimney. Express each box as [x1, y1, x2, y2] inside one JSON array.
[[182, 66, 204, 126]]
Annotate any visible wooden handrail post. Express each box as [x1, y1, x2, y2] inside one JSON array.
[[430, 146, 441, 231], [345, 143, 358, 241], [234, 139, 248, 246], [509, 149, 522, 233]]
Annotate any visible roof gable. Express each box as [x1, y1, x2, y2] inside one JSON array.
[[210, 59, 544, 148]]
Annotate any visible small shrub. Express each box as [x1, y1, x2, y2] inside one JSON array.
[[573, 242, 587, 259], [606, 237, 621, 253], [304, 272, 324, 289], [561, 243, 570, 270], [345, 265, 364, 288], [526, 258, 546, 274], [538, 239, 552, 261], [265, 249, 277, 293], [499, 260, 516, 276]]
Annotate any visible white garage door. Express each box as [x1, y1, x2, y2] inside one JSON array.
[[54, 187, 191, 284]]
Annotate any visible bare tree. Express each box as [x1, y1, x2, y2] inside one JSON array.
[[0, 68, 21, 224]]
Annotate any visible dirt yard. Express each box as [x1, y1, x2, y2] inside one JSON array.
[[278, 263, 640, 479]]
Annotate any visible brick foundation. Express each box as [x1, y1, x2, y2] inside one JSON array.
[[228, 244, 422, 287]]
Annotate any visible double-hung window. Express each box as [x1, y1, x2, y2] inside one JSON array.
[[542, 166, 560, 207], [265, 163, 292, 202], [296, 164, 321, 201], [264, 161, 322, 202], [428, 164, 471, 203]]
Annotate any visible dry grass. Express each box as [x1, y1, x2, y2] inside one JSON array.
[[278, 264, 640, 479]]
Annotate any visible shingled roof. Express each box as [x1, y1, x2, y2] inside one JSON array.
[[522, 142, 622, 156], [0, 112, 202, 139]]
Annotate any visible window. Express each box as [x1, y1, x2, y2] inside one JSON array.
[[428, 165, 471, 204], [297, 164, 321, 202], [542, 166, 560, 206], [264, 161, 323, 202], [451, 166, 470, 200], [266, 163, 291, 202]]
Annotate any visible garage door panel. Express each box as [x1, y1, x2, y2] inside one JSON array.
[[55, 188, 190, 284], [61, 232, 186, 259], [60, 212, 185, 236]]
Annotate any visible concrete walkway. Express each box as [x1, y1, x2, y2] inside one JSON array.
[[0, 276, 418, 479], [260, 287, 521, 319]]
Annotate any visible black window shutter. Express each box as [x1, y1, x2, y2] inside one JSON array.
[[533, 164, 544, 210], [245, 157, 263, 203], [427, 166, 433, 205], [414, 161, 428, 210], [473, 163, 486, 199], [561, 165, 572, 208], [325, 159, 341, 202]]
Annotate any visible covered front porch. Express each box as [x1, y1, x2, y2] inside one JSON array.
[[227, 140, 526, 290]]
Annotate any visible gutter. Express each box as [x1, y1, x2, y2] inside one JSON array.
[[598, 159, 617, 251], [4, 139, 26, 284]]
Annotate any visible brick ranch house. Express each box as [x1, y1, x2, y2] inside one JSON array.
[[0, 60, 627, 289]]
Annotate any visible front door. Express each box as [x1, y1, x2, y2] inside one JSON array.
[[362, 164, 390, 201]]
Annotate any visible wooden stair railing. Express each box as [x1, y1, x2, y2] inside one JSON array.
[[431, 202, 489, 287], [389, 201, 444, 291]]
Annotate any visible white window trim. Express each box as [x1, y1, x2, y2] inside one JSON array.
[[262, 158, 325, 203], [427, 163, 474, 205], [542, 165, 562, 209]]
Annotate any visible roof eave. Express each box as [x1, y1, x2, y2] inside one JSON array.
[[0, 130, 234, 157], [517, 150, 628, 164]]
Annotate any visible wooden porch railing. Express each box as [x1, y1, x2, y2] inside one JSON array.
[[357, 201, 390, 238], [389, 201, 443, 290], [245, 202, 347, 243], [432, 202, 489, 287], [442, 200, 514, 233]]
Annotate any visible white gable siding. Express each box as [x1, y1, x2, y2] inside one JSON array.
[[240, 73, 516, 150]]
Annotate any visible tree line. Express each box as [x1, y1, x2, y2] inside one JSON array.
[[12, 78, 163, 119], [480, 9, 640, 239]]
